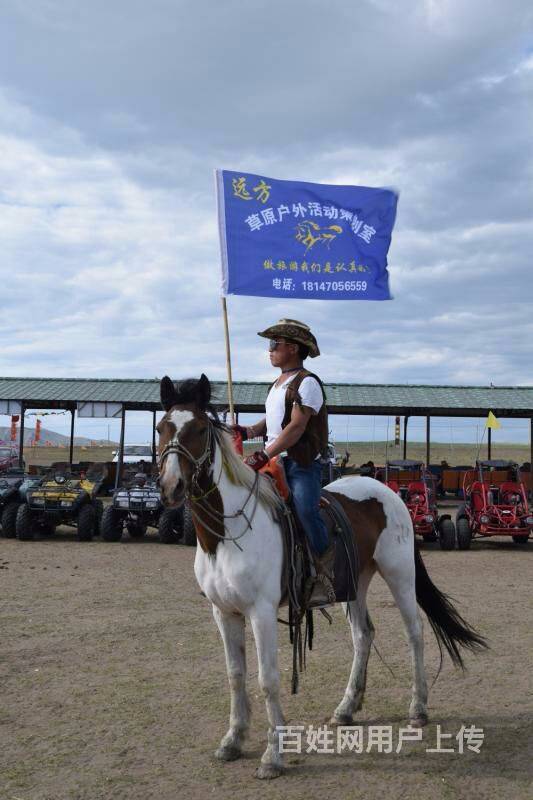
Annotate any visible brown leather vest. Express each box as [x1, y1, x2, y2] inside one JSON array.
[[279, 369, 329, 467]]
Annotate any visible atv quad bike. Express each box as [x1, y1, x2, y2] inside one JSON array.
[[377, 459, 456, 550], [0, 469, 42, 538], [101, 467, 165, 542], [456, 460, 533, 549], [16, 463, 105, 541]]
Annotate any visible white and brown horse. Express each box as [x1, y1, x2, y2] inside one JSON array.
[[157, 375, 486, 780]]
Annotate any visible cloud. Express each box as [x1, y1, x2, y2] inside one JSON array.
[[0, 2, 532, 444]]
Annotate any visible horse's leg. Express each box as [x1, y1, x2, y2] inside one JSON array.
[[212, 606, 251, 761], [330, 568, 375, 725], [249, 604, 285, 780], [375, 546, 429, 727]]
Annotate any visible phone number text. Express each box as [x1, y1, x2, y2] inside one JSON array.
[[301, 280, 367, 292]]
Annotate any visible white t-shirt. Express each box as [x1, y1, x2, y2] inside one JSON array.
[[265, 373, 324, 446]]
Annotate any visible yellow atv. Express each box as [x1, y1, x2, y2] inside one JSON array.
[[16, 463, 105, 541]]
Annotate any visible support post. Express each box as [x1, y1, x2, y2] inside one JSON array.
[[18, 403, 25, 469], [403, 415, 409, 459], [115, 407, 126, 490], [221, 296, 235, 424], [69, 409, 75, 468], [152, 411, 157, 466], [426, 416, 431, 466], [530, 418, 533, 497], [488, 426, 492, 460]]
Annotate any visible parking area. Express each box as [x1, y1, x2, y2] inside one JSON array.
[[1, 528, 532, 800]]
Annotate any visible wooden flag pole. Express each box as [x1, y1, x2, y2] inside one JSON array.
[[221, 296, 235, 424]]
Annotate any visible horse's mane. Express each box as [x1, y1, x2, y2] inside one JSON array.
[[212, 424, 283, 515], [161, 374, 283, 514]]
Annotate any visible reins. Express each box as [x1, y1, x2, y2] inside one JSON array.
[[159, 415, 314, 693], [159, 419, 262, 551]]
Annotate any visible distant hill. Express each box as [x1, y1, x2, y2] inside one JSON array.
[[0, 426, 116, 446]]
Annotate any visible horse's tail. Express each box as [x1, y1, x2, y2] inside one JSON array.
[[414, 546, 488, 668]]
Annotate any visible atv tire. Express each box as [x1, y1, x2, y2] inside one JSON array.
[[16, 504, 35, 540], [183, 503, 197, 546], [158, 508, 183, 544], [1, 501, 20, 538], [512, 534, 529, 545], [439, 518, 456, 550], [456, 517, 472, 550], [422, 531, 438, 543], [77, 504, 96, 541], [93, 500, 104, 536], [101, 505, 123, 542], [127, 521, 147, 539]]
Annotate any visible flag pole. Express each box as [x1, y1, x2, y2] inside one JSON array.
[[221, 295, 235, 424]]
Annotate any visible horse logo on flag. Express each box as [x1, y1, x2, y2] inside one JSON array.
[[295, 221, 344, 254]]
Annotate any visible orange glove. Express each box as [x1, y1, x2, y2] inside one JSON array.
[[244, 450, 269, 471]]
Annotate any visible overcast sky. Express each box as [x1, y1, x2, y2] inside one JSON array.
[[1, 0, 532, 444]]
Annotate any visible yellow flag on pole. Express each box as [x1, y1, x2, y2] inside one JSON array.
[[486, 411, 501, 429]]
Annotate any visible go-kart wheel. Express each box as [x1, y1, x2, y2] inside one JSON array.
[[183, 503, 197, 546], [456, 517, 472, 550], [439, 518, 456, 550], [101, 505, 123, 542], [158, 507, 183, 544], [16, 504, 35, 540], [77, 504, 96, 541], [422, 532, 438, 543], [512, 534, 529, 545], [1, 501, 20, 538], [127, 521, 147, 539]]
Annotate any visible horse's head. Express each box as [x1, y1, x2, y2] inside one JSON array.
[[157, 374, 213, 507]]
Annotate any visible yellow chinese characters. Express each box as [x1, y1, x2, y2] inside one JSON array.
[[253, 180, 271, 203], [232, 177, 252, 200], [262, 259, 370, 274], [232, 176, 271, 203]]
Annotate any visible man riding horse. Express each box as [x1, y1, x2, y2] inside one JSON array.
[[233, 318, 335, 605]]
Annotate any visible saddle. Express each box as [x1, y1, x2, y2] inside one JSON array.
[[260, 457, 358, 609], [259, 457, 358, 694]]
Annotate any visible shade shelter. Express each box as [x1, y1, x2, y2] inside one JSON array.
[[1, 378, 532, 471]]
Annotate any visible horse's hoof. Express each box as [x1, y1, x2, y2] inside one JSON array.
[[256, 763, 283, 780], [215, 744, 242, 762], [409, 714, 428, 728], [329, 714, 354, 726]]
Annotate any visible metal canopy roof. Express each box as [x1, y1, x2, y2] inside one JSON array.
[[1, 377, 533, 418]]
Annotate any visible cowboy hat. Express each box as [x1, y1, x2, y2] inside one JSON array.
[[257, 318, 320, 358]]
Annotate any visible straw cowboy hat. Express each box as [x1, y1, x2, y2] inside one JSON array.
[[257, 318, 320, 358]]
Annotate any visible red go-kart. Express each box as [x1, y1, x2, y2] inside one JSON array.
[[376, 459, 456, 550], [456, 460, 533, 549]]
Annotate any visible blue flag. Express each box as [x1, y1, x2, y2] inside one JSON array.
[[216, 169, 398, 301]]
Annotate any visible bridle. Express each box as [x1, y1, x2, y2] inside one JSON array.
[[158, 415, 261, 550], [159, 410, 313, 691], [158, 416, 214, 479]]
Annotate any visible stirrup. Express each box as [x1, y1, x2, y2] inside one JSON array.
[[305, 574, 336, 609], [315, 573, 336, 604]]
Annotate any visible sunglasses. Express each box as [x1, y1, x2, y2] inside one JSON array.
[[269, 339, 287, 351]]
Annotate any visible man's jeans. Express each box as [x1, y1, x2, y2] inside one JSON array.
[[284, 457, 329, 556]]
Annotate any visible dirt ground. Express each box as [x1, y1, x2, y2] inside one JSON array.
[[1, 524, 532, 800]]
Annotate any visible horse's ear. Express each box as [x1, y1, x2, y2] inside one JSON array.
[[196, 373, 211, 409], [160, 376, 178, 411]]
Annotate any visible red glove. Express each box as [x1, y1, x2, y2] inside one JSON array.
[[244, 450, 269, 471], [231, 424, 249, 442]]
